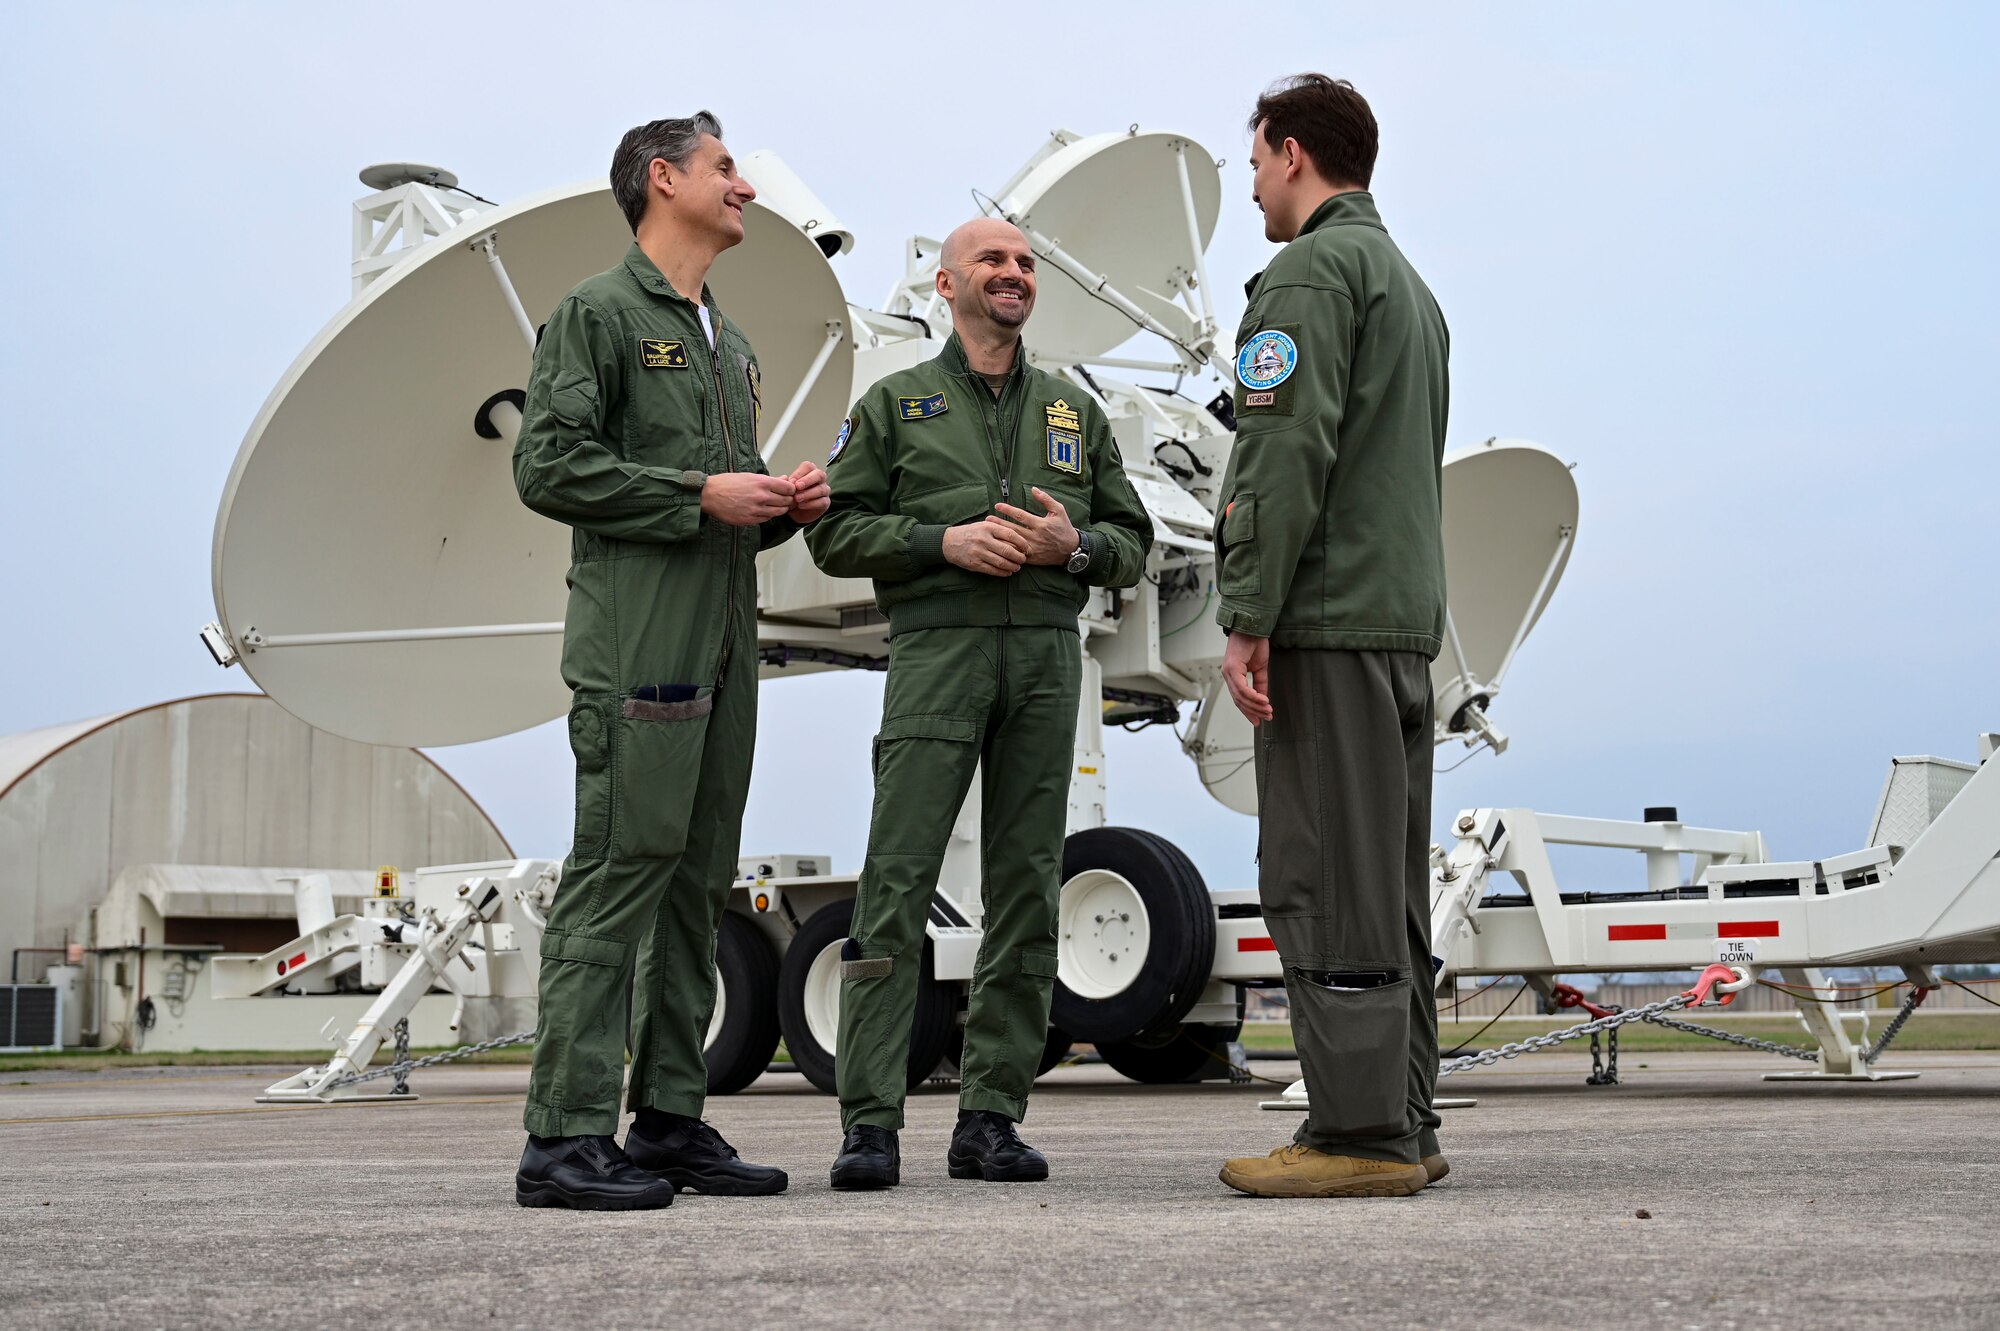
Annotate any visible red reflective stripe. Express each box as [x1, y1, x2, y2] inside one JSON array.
[[1719, 921, 1780, 939], [289, 952, 308, 969], [1608, 924, 1667, 942], [1237, 936, 1277, 952]]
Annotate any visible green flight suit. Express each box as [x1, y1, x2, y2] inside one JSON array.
[[1213, 191, 1450, 1165], [512, 243, 799, 1137], [807, 334, 1152, 1128]]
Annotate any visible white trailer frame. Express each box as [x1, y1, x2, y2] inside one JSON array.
[[1423, 736, 2000, 1080]]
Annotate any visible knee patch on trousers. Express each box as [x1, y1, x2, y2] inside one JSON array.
[[839, 936, 894, 980]]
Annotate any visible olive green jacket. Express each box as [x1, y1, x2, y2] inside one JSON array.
[[807, 334, 1153, 634], [513, 243, 798, 698], [1213, 192, 1450, 657]]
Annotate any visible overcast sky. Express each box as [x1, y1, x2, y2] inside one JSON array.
[[2, 3, 1993, 896]]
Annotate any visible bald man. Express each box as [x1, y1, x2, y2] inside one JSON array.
[[806, 219, 1153, 1189]]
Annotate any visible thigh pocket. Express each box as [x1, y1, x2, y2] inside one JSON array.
[[868, 713, 978, 855], [569, 700, 613, 859], [617, 693, 714, 860], [1255, 732, 1324, 927]]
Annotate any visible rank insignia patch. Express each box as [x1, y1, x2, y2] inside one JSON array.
[[829, 417, 852, 464], [1235, 329, 1298, 390], [1045, 398, 1081, 433], [898, 391, 949, 420], [639, 338, 690, 369], [1046, 427, 1083, 475]]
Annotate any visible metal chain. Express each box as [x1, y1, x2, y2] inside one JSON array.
[[1438, 987, 1832, 1076], [1637, 1012, 1820, 1062], [1586, 1007, 1622, 1085], [1864, 986, 1930, 1063], [1439, 992, 1700, 1076], [391, 1018, 411, 1096], [328, 1028, 537, 1089]]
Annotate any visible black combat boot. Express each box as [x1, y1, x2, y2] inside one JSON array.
[[515, 1134, 678, 1210], [623, 1110, 788, 1196], [947, 1109, 1048, 1182], [829, 1124, 900, 1190]]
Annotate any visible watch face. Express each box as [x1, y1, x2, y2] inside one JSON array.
[[1068, 548, 1089, 572]]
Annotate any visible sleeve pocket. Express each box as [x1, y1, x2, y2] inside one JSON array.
[[549, 373, 599, 430], [1217, 493, 1260, 598]]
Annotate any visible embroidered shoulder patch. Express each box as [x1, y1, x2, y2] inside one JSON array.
[[829, 417, 852, 464], [639, 338, 690, 369], [897, 391, 949, 420], [1235, 329, 1298, 390]]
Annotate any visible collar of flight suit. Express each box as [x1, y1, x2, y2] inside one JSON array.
[[1242, 190, 1387, 297], [621, 241, 718, 314], [935, 330, 1031, 386]]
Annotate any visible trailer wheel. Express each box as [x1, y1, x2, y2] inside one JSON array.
[[1098, 1022, 1243, 1084], [777, 898, 956, 1097], [1036, 1026, 1075, 1078], [704, 911, 782, 1095], [1051, 827, 1216, 1045]]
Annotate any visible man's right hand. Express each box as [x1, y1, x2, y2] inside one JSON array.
[[942, 521, 1027, 576], [701, 473, 795, 526]]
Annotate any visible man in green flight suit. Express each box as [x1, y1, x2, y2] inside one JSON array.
[[510, 112, 829, 1210], [807, 217, 1154, 1189], [1210, 76, 1453, 1199]]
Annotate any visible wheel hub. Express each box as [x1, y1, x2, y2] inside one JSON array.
[[1058, 869, 1152, 999]]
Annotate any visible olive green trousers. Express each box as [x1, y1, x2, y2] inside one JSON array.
[[1256, 648, 1442, 1165], [838, 626, 1082, 1129], [523, 643, 756, 1137]]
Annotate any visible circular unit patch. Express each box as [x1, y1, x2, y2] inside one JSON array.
[[1235, 329, 1298, 390]]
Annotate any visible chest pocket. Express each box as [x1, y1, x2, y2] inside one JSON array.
[[623, 328, 710, 470]]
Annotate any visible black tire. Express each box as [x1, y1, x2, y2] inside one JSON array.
[[1098, 1022, 1243, 1084], [1036, 1026, 1074, 1078], [776, 898, 957, 1098], [704, 911, 782, 1096], [1050, 827, 1217, 1045]]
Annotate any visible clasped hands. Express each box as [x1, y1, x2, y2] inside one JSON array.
[[700, 461, 830, 527], [942, 487, 1079, 576]]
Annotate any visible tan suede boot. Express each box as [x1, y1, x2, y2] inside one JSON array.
[[1220, 1143, 1428, 1198]]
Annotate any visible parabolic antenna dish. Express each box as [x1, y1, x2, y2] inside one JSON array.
[[213, 181, 851, 748], [1435, 438, 1578, 712], [1189, 439, 1578, 816], [995, 130, 1220, 365]]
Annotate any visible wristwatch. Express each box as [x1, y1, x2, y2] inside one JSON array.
[[1065, 533, 1092, 574]]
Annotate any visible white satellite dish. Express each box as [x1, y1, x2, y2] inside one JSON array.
[[1188, 439, 1578, 815], [212, 180, 851, 748], [993, 129, 1222, 366]]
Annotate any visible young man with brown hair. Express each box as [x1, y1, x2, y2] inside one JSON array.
[[1212, 75, 1453, 1198]]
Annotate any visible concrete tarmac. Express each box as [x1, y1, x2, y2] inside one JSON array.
[[3, 1051, 1998, 1330]]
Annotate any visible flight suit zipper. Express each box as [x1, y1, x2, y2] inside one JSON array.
[[709, 308, 742, 692], [972, 360, 1029, 625]]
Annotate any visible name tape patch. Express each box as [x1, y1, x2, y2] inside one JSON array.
[[639, 338, 690, 369], [898, 392, 949, 420]]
